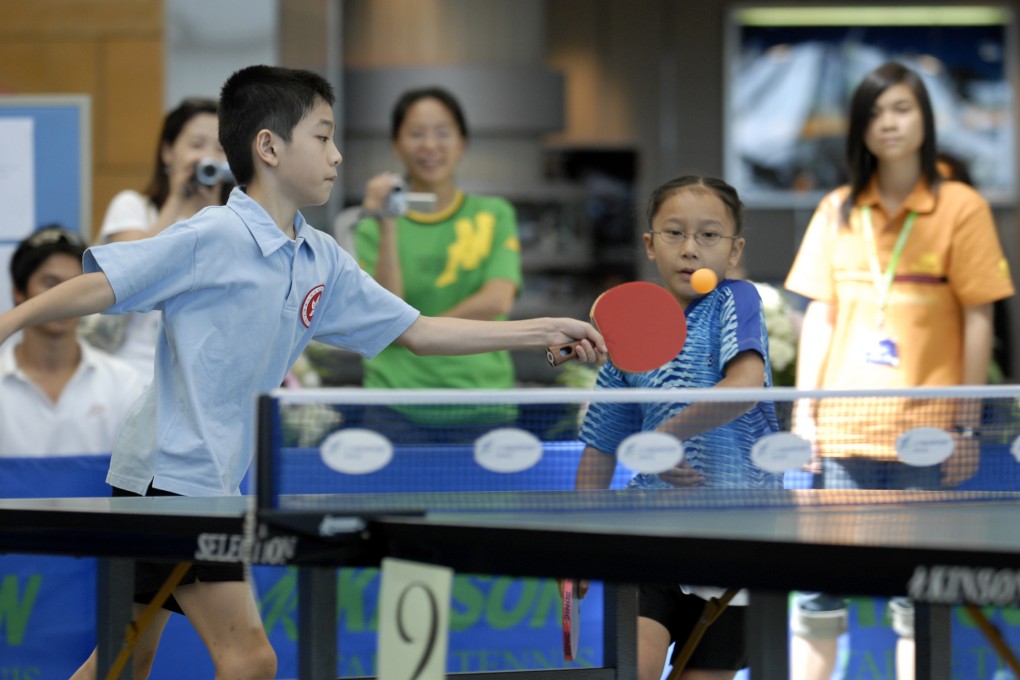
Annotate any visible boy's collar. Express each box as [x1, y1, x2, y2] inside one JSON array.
[[228, 188, 307, 257]]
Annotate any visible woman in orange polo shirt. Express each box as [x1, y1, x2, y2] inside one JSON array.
[[784, 61, 1014, 680]]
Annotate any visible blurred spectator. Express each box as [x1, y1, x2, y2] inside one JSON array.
[[1, 226, 144, 456], [937, 150, 1012, 381], [353, 86, 522, 441], [785, 62, 1014, 680], [81, 98, 230, 384]]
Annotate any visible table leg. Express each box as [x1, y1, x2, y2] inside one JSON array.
[[746, 590, 789, 680], [96, 558, 134, 680], [604, 583, 639, 680], [915, 603, 952, 680], [298, 566, 337, 680]]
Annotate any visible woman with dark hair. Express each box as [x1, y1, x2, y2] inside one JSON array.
[[103, 98, 227, 243], [353, 86, 522, 440], [839, 62, 941, 224], [85, 98, 231, 382], [785, 62, 1014, 680]]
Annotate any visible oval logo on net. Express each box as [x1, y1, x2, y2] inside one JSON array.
[[320, 428, 393, 475], [751, 432, 812, 473], [617, 432, 684, 475], [896, 427, 955, 467], [474, 428, 544, 473]]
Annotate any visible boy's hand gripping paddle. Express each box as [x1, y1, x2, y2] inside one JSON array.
[[547, 281, 686, 373], [561, 578, 581, 661]]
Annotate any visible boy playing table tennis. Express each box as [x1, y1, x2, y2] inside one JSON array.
[[0, 65, 605, 680], [573, 176, 780, 680]]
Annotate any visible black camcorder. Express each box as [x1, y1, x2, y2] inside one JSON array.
[[194, 158, 235, 186]]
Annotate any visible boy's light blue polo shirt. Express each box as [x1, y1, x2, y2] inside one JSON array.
[[84, 188, 419, 496]]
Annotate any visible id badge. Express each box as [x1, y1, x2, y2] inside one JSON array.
[[864, 334, 900, 367]]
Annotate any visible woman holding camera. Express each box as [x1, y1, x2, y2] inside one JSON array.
[[354, 86, 523, 441], [84, 98, 231, 382]]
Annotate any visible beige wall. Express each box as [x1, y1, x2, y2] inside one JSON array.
[[342, 0, 545, 67], [2, 0, 1018, 374], [0, 0, 164, 240]]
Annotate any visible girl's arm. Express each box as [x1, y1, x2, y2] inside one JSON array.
[[0, 273, 116, 345], [792, 300, 834, 469], [943, 302, 995, 486], [564, 445, 616, 599], [961, 302, 994, 386], [794, 300, 833, 391], [109, 168, 222, 243], [655, 350, 766, 441], [360, 173, 405, 296], [575, 445, 617, 490], [654, 350, 765, 488], [367, 215, 403, 296]]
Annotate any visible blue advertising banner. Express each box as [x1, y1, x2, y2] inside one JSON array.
[[2, 453, 1019, 679], [0, 554, 605, 678], [0, 455, 604, 679]]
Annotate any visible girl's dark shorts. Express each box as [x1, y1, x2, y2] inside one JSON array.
[[639, 583, 747, 671], [113, 485, 244, 615]]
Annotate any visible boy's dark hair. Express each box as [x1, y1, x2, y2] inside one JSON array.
[[219, 65, 335, 186], [646, 175, 745, 234], [10, 225, 87, 295], [145, 98, 219, 209], [391, 86, 469, 141], [843, 61, 939, 224]]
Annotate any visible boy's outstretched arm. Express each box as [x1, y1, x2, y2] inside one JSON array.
[[0, 272, 116, 346], [396, 315, 607, 363]]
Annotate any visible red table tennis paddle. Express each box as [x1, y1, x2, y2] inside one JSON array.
[[547, 281, 686, 373], [562, 578, 581, 661]]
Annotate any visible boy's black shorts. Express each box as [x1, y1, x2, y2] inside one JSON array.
[[113, 484, 245, 615], [639, 583, 747, 671]]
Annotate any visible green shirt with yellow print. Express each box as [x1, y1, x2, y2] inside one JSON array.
[[354, 191, 522, 426]]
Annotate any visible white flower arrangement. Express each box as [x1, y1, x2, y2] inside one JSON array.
[[752, 281, 802, 386], [281, 352, 344, 447], [287, 352, 321, 388]]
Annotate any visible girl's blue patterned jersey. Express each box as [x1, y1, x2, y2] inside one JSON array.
[[579, 279, 782, 490]]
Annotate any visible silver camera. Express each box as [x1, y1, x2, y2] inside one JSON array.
[[194, 157, 235, 186], [382, 182, 436, 216]]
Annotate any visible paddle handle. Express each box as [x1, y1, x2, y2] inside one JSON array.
[[562, 578, 579, 662], [547, 342, 581, 367]]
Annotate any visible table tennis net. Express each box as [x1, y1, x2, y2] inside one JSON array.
[[256, 385, 1020, 513]]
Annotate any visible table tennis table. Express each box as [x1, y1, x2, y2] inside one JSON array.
[[2, 490, 1019, 680]]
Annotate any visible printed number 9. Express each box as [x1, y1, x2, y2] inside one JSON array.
[[397, 581, 438, 680]]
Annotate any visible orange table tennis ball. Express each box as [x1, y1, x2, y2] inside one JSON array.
[[691, 268, 718, 294]]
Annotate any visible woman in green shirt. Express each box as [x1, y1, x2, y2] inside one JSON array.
[[355, 87, 523, 441]]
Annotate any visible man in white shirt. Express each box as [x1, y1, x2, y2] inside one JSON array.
[[0, 226, 144, 456]]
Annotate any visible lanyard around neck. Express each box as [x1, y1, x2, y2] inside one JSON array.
[[860, 205, 917, 318]]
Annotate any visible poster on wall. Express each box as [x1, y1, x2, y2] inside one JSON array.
[[724, 5, 1015, 207], [0, 95, 90, 320], [0, 117, 35, 239]]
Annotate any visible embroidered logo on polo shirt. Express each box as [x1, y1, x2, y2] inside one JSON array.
[[301, 284, 324, 328], [909, 252, 943, 276]]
